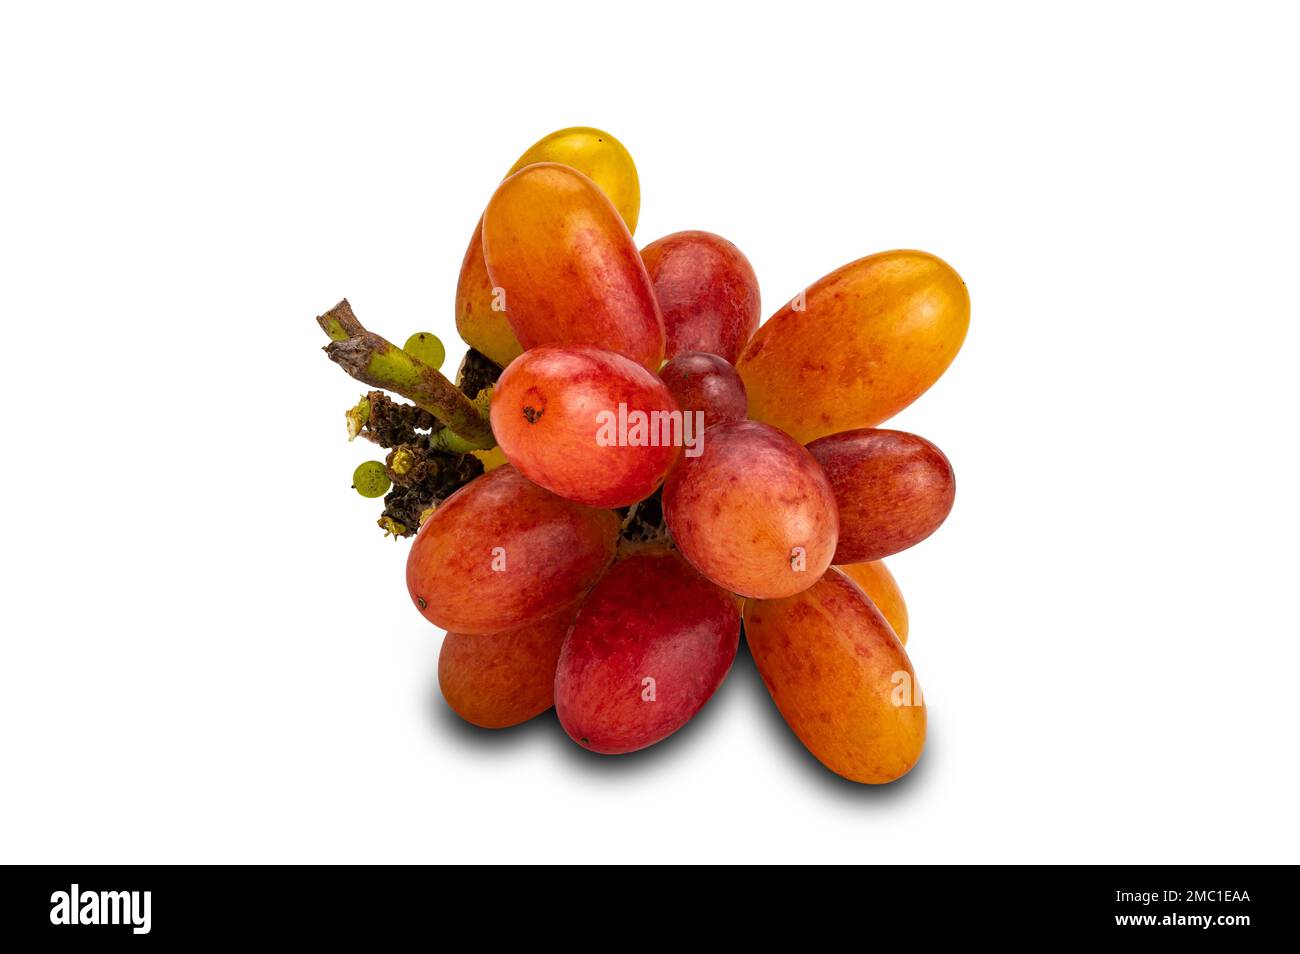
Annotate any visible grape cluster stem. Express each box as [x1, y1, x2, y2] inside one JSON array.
[[317, 299, 495, 449]]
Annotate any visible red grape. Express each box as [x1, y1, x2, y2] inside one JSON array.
[[439, 600, 580, 729], [491, 346, 682, 507], [641, 230, 760, 363], [406, 465, 619, 634], [658, 350, 748, 429], [555, 550, 740, 754], [663, 420, 838, 598], [806, 428, 955, 563]]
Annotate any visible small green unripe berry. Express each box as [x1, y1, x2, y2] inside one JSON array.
[[404, 332, 445, 371], [352, 460, 391, 498]]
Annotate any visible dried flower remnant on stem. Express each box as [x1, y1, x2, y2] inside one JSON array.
[[316, 296, 505, 537]]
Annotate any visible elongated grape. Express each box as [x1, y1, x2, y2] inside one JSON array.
[[641, 230, 760, 363], [490, 346, 681, 508], [744, 569, 925, 784], [555, 550, 739, 754], [737, 250, 969, 444], [807, 428, 955, 563], [663, 420, 837, 598], [456, 127, 640, 368], [837, 560, 909, 644], [658, 351, 748, 429], [456, 220, 522, 369], [406, 465, 619, 634], [511, 127, 640, 232], [439, 600, 580, 729], [482, 163, 664, 370]]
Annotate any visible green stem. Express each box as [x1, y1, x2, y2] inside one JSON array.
[[316, 300, 495, 449], [430, 428, 481, 454]]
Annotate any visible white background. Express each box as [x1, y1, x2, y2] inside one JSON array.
[[2, 1, 1297, 864]]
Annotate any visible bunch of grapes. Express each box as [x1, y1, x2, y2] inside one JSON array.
[[319, 127, 967, 785]]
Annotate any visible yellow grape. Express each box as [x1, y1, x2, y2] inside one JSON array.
[[737, 250, 968, 444]]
